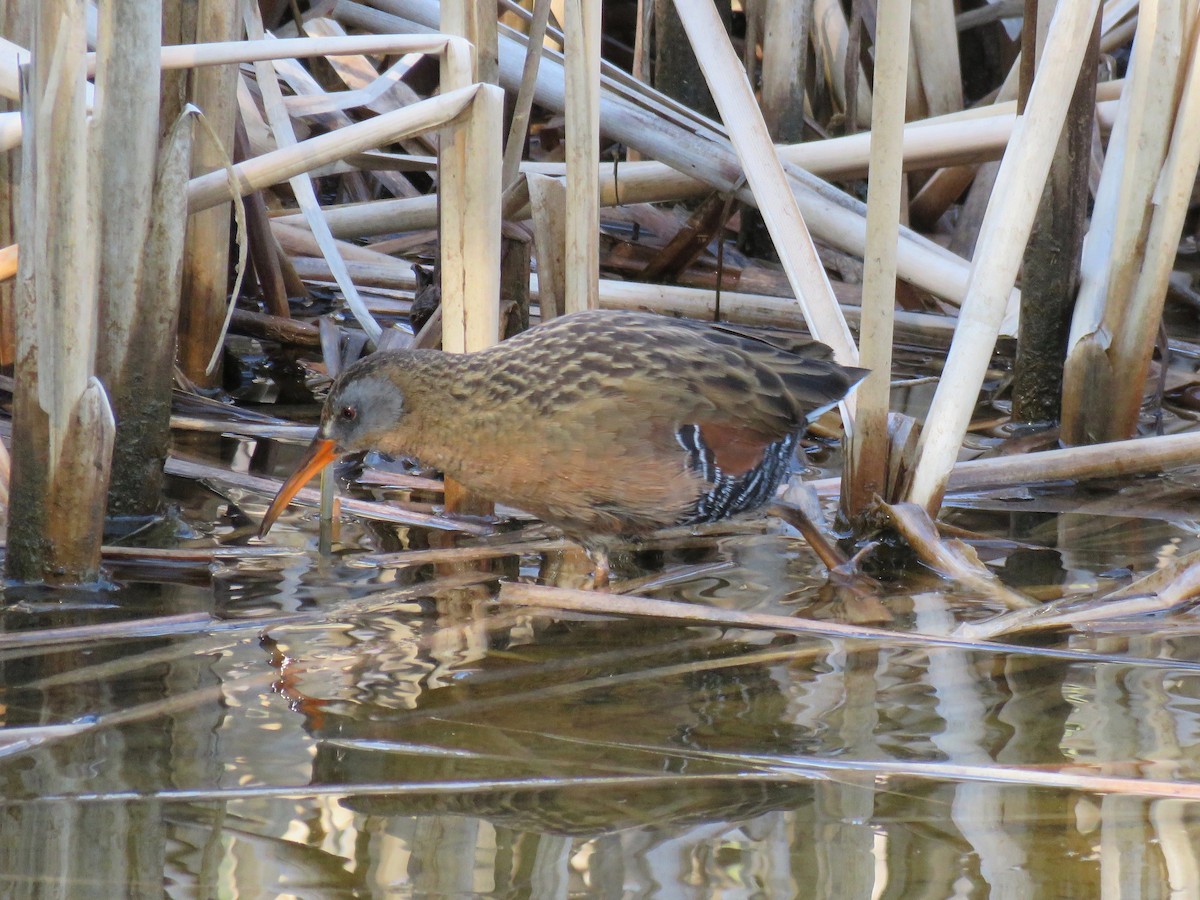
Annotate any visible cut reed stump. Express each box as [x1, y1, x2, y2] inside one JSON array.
[[8, 0, 114, 583], [844, 0, 913, 517], [1012, 6, 1099, 428], [102, 112, 195, 516], [94, 0, 195, 517], [1061, 3, 1198, 444]]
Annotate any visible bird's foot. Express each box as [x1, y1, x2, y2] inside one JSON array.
[[588, 553, 611, 591]]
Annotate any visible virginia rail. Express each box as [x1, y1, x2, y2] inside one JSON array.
[[259, 310, 866, 580]]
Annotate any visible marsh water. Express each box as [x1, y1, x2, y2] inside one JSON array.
[[4, 381, 1200, 898]]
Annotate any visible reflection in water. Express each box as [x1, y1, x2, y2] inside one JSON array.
[[3, 467, 1200, 895]]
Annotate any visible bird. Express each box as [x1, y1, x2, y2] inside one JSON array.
[[259, 309, 866, 583]]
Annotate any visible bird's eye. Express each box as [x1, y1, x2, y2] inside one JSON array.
[[340, 405, 357, 422]]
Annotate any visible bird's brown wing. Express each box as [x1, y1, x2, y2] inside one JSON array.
[[682, 318, 867, 427], [706, 319, 832, 357], [488, 309, 864, 476], [612, 319, 862, 459]]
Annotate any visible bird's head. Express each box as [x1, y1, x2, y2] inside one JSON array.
[[258, 354, 410, 538], [317, 356, 410, 453]]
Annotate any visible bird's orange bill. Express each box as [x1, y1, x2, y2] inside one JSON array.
[[258, 437, 339, 538]]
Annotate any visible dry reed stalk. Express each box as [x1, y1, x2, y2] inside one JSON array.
[[177, 0, 241, 388], [671, 0, 859, 368], [287, 251, 959, 348], [462, 0, 499, 83], [336, 0, 985, 324], [437, 7, 502, 353], [948, 430, 1200, 491], [366, 539, 570, 569], [270, 165, 1030, 348], [844, 0, 864, 133], [761, 754, 1200, 802], [1062, 2, 1191, 443], [0, 773, 773, 804], [244, 7, 383, 344], [884, 503, 1038, 611], [292, 310, 355, 352], [956, 552, 1200, 641], [910, 0, 964, 117], [635, 192, 729, 282], [499, 236, 532, 336], [1103, 16, 1139, 56], [156, 32, 466, 70], [908, 40, 1024, 230], [1102, 0, 1140, 34], [0, 34, 477, 153], [964, 593, 1200, 641], [44, 28, 477, 235], [812, 0, 872, 127], [1101, 545, 1200, 609], [236, 68, 272, 151], [846, 0, 913, 515], [562, 0, 601, 313], [278, 20, 428, 198], [495, 0, 723, 140], [105, 109, 195, 516], [527, 172, 567, 319], [270, 196, 438, 240], [746, 0, 810, 258], [498, 583, 1200, 670], [0, 66, 1063, 172], [904, 0, 1104, 513], [759, 0, 809, 141], [808, 428, 1200, 498], [22, 635, 252, 691], [269, 103, 1029, 236], [23, 762, 1200, 804], [188, 88, 479, 211], [501, 0, 553, 187], [908, 165, 976, 231], [272, 219, 405, 266], [632, 0, 652, 108], [1103, 11, 1200, 438], [165, 455, 490, 535], [0, 613, 223, 651], [234, 120, 291, 317], [7, 1, 113, 583], [282, 258, 415, 303], [277, 42, 427, 132], [171, 416, 315, 439], [319, 316, 346, 379], [92, 0, 171, 516]]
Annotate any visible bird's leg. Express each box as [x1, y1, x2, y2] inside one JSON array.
[[768, 499, 849, 572], [770, 498, 892, 625], [542, 542, 610, 590], [587, 546, 611, 590]]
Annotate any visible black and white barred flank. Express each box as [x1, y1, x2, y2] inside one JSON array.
[[674, 425, 800, 524]]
